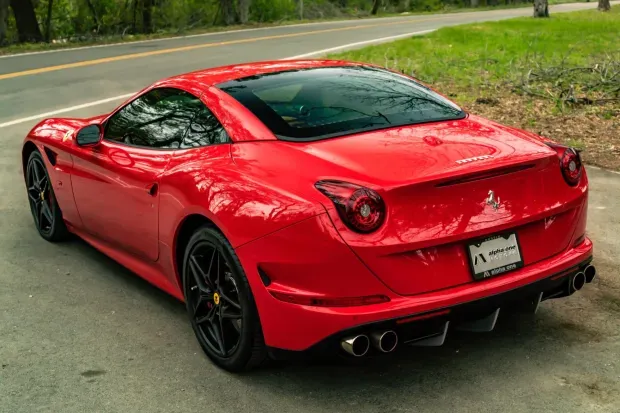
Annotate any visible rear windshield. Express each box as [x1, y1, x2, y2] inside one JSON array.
[[217, 66, 465, 141]]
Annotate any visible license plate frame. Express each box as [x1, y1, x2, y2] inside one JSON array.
[[467, 232, 524, 281]]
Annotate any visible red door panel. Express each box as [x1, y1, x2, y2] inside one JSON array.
[[71, 141, 172, 261]]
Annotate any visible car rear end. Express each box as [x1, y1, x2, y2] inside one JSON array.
[[219, 62, 594, 357]]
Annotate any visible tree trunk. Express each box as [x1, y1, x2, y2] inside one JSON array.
[[142, 0, 153, 33], [598, 0, 610, 11], [85, 0, 100, 29], [44, 0, 53, 42], [533, 0, 549, 17], [0, 0, 9, 44], [132, 0, 138, 33], [371, 0, 380, 15], [471, 0, 479, 7], [298, 0, 303, 19], [9, 0, 43, 43], [220, 0, 236, 25], [237, 0, 250, 24]]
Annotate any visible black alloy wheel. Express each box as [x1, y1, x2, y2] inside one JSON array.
[[182, 226, 266, 372], [25, 151, 69, 242]]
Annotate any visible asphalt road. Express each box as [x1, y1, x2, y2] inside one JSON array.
[[1, 3, 620, 412]]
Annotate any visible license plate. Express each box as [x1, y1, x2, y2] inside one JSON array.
[[467, 232, 524, 280]]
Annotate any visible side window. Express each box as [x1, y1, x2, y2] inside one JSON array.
[[105, 88, 203, 149], [181, 106, 230, 149]]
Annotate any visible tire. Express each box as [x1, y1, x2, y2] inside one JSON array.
[[182, 225, 267, 372], [25, 150, 70, 242]]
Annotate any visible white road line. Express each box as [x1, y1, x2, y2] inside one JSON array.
[[0, 29, 433, 129], [286, 29, 434, 59], [0, 94, 134, 128]]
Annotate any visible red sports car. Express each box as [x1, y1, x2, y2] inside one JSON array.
[[22, 60, 595, 372]]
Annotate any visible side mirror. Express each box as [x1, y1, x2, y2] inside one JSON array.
[[76, 124, 102, 146]]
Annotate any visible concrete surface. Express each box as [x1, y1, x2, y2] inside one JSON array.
[[1, 3, 619, 412]]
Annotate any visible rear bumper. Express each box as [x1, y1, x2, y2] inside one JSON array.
[[275, 254, 594, 358], [244, 235, 593, 352]]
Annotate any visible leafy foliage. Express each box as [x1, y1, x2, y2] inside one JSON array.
[[1, 0, 538, 45]]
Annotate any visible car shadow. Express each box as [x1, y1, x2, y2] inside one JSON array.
[[39, 231, 605, 405], [63, 235, 186, 316]]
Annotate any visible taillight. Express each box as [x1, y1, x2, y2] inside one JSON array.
[[546, 143, 582, 186], [315, 180, 386, 233]]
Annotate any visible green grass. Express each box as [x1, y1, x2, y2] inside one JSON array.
[[0, 0, 588, 56], [331, 5, 620, 100], [332, 5, 620, 171]]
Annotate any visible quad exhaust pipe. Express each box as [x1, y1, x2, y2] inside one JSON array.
[[340, 265, 596, 357], [370, 330, 398, 353], [584, 265, 596, 283], [341, 331, 398, 356], [340, 334, 370, 357], [569, 271, 586, 294]]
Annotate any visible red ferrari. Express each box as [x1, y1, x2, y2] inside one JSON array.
[[22, 60, 595, 372]]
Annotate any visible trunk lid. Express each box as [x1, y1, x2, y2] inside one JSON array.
[[298, 117, 583, 295]]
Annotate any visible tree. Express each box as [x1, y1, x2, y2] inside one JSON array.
[[533, 0, 549, 17], [85, 0, 100, 29], [220, 0, 235, 25], [598, 0, 610, 11], [9, 0, 43, 42], [142, 0, 153, 33], [0, 0, 9, 44], [371, 0, 380, 15], [237, 0, 251, 24], [44, 0, 54, 42]]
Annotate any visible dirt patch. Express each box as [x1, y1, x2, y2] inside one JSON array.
[[80, 369, 107, 378], [555, 320, 606, 343], [559, 374, 620, 406], [461, 91, 620, 170], [597, 290, 620, 315]]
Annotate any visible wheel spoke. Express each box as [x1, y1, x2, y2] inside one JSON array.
[[195, 304, 216, 324], [216, 250, 222, 288], [193, 292, 214, 316], [27, 190, 38, 203], [189, 255, 214, 292], [206, 248, 218, 287], [38, 203, 45, 226], [218, 306, 226, 355], [209, 323, 226, 356], [29, 168, 39, 191], [38, 177, 48, 193], [220, 304, 242, 320], [219, 291, 241, 310], [41, 201, 53, 225], [32, 162, 42, 184]]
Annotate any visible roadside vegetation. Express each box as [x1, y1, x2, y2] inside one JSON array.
[[0, 0, 589, 55], [332, 6, 620, 169]]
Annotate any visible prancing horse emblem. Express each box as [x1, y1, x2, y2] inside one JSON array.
[[486, 190, 500, 211]]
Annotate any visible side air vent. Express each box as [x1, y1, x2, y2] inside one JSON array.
[[257, 266, 271, 287], [43, 147, 58, 167], [435, 164, 535, 188]]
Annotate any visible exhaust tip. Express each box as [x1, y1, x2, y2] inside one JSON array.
[[371, 330, 398, 353], [584, 265, 596, 283], [341, 335, 370, 357], [572, 272, 586, 292]]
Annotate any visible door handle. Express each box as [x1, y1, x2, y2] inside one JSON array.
[[146, 183, 158, 196]]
